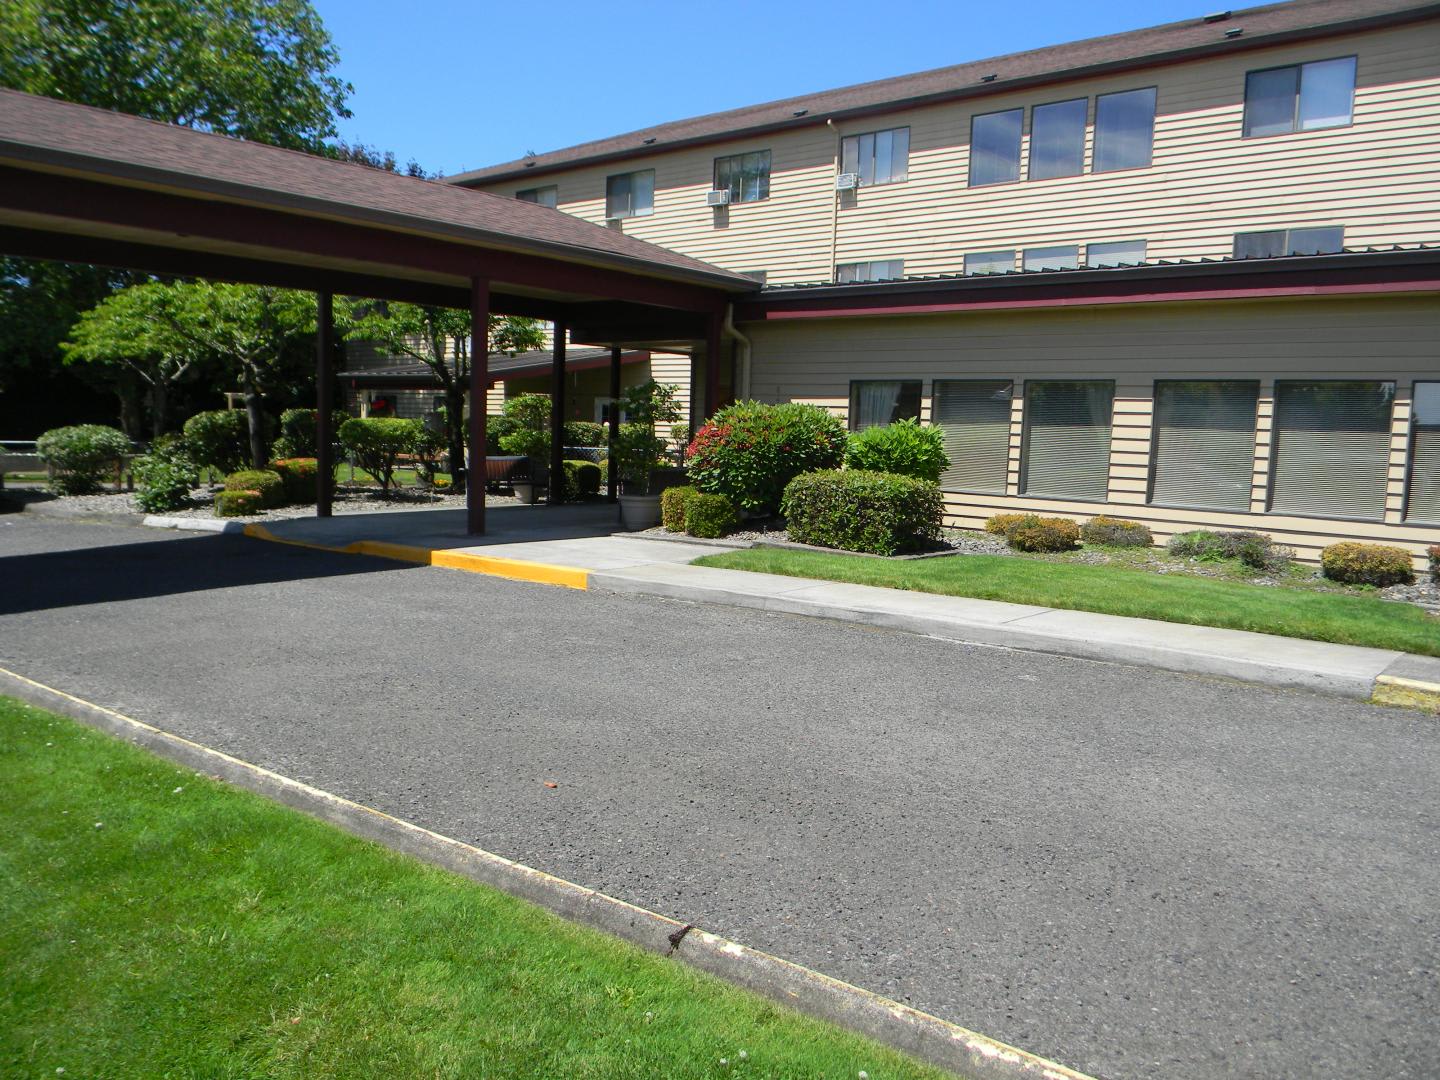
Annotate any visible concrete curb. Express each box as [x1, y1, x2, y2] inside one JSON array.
[[0, 666, 1095, 1080], [143, 515, 247, 534], [1372, 674, 1440, 713]]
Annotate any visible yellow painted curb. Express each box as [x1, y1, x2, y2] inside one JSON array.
[[1372, 675, 1440, 714], [242, 523, 588, 590]]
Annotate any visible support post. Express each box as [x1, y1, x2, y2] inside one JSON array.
[[607, 344, 621, 503], [315, 291, 335, 518], [548, 322, 566, 506], [468, 277, 490, 535], [704, 311, 724, 420]]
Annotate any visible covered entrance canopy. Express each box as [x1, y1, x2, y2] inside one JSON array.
[[0, 88, 757, 532]]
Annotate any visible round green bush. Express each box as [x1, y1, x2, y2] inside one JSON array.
[[686, 401, 847, 516], [1004, 515, 1081, 553], [133, 441, 196, 512], [271, 458, 319, 504], [844, 418, 949, 483], [1081, 515, 1153, 548], [984, 513, 1032, 537], [1167, 529, 1226, 560], [35, 424, 132, 494], [183, 410, 250, 474], [1169, 529, 1291, 571], [684, 492, 739, 539], [562, 459, 601, 499], [214, 489, 265, 517], [1321, 542, 1415, 587], [563, 420, 607, 448], [781, 470, 943, 555], [660, 485, 698, 532], [223, 469, 285, 509], [271, 408, 345, 461]]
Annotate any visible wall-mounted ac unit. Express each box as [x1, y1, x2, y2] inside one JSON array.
[[705, 189, 731, 206], [835, 172, 860, 191]]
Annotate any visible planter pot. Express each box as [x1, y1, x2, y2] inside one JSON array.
[[618, 493, 662, 531], [512, 481, 541, 505]]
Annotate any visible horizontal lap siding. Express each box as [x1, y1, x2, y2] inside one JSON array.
[[745, 296, 1440, 565], [473, 24, 1440, 281]]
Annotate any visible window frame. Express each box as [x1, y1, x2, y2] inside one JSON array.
[[931, 379, 1015, 495], [1233, 226, 1345, 259], [713, 149, 771, 204], [1085, 240, 1148, 267], [963, 249, 1017, 276], [1146, 379, 1260, 512], [840, 127, 910, 187], [515, 185, 558, 208], [604, 169, 655, 220], [968, 107, 1024, 188], [835, 259, 905, 284], [1242, 55, 1357, 139], [1404, 380, 1440, 524], [1022, 245, 1080, 272], [1027, 96, 1088, 181], [1019, 379, 1116, 502], [848, 379, 922, 432], [1092, 86, 1157, 174], [1267, 378, 1397, 523]]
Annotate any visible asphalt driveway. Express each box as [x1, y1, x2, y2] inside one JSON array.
[[1, 515, 1436, 1080]]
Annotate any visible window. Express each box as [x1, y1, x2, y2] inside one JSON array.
[[516, 185, 558, 208], [849, 380, 921, 430], [1020, 381, 1114, 500], [1150, 381, 1259, 510], [932, 380, 1013, 494], [969, 109, 1022, 186], [964, 250, 1016, 275], [1243, 56, 1356, 137], [840, 127, 909, 186], [835, 259, 904, 283], [714, 150, 770, 203], [1093, 87, 1157, 172], [605, 169, 654, 219], [1028, 98, 1087, 180], [1086, 240, 1147, 267], [1270, 381, 1395, 520], [1023, 245, 1079, 271], [1234, 227, 1344, 259], [1405, 382, 1440, 523]]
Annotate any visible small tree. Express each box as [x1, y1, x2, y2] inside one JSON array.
[[614, 380, 682, 495], [339, 417, 421, 496], [183, 409, 249, 475], [35, 424, 131, 494], [496, 393, 552, 460]]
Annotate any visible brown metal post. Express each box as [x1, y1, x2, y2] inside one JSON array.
[[548, 321, 566, 506], [468, 277, 490, 535], [704, 311, 724, 419], [606, 344, 621, 502], [315, 290, 335, 518]]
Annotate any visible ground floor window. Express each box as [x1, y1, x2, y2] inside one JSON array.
[[1150, 380, 1259, 511], [1020, 380, 1114, 501], [848, 380, 921, 430], [931, 380, 1012, 493], [1406, 381, 1440, 523], [1270, 380, 1394, 520]]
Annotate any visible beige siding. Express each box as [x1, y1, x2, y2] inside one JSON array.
[[744, 295, 1440, 565], [472, 23, 1440, 283]]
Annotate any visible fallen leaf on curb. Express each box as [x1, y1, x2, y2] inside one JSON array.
[[543, 781, 558, 789]]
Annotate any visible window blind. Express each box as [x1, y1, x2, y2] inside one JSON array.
[[932, 380, 1013, 494], [1150, 381, 1258, 510], [1021, 381, 1114, 500], [1406, 383, 1440, 523], [1270, 381, 1394, 520]]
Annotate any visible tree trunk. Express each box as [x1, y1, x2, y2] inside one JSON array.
[[115, 383, 143, 440], [243, 389, 266, 468], [149, 381, 168, 441], [446, 384, 467, 494]]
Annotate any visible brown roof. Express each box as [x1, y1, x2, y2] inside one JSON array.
[[452, 0, 1439, 185], [0, 89, 755, 291]]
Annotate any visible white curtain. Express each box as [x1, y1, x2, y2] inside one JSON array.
[[857, 382, 902, 429]]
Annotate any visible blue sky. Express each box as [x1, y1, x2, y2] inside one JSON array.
[[313, 0, 1208, 176]]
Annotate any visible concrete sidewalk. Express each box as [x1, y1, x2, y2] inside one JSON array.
[[155, 502, 1439, 706]]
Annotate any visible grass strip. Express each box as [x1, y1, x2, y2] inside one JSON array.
[[0, 697, 945, 1080], [694, 548, 1440, 657]]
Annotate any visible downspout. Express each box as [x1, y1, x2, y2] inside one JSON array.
[[722, 302, 752, 401]]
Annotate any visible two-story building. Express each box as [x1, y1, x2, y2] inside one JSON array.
[[451, 0, 1440, 564]]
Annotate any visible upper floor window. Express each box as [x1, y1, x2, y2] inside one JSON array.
[[1243, 56, 1356, 137], [1093, 87, 1156, 172], [850, 380, 921, 430], [969, 108, 1022, 187], [715, 150, 771, 203], [1028, 98, 1087, 181], [516, 185, 558, 208], [1086, 239, 1147, 267], [836, 259, 904, 283], [841, 127, 909, 186], [1023, 245, 1079, 271], [1234, 226, 1343, 259], [605, 169, 654, 220], [964, 249, 1016, 275]]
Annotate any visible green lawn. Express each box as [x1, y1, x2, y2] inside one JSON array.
[[694, 547, 1440, 657], [0, 698, 944, 1079], [338, 466, 452, 488]]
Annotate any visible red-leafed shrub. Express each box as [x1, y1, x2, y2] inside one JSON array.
[[686, 401, 846, 516]]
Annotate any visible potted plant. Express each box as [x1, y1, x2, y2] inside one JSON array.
[[615, 379, 682, 530]]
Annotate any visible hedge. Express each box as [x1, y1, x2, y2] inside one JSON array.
[[686, 401, 847, 516], [223, 469, 285, 509], [1081, 515, 1153, 548], [781, 470, 942, 555], [685, 492, 739, 539], [844, 418, 948, 483], [35, 424, 131, 495], [562, 459, 601, 500], [271, 458, 319, 504], [214, 489, 266, 517], [660, 485, 698, 531], [1321, 542, 1415, 587], [183, 410, 249, 474]]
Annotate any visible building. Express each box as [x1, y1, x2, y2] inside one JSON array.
[[450, 0, 1440, 564]]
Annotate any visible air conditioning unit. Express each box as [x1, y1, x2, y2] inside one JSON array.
[[835, 172, 860, 191], [705, 189, 731, 207]]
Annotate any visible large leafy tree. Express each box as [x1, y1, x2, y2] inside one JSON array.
[[0, 0, 352, 431], [342, 305, 545, 492]]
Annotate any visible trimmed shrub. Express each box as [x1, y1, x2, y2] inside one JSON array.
[[685, 492, 739, 539], [1081, 515, 1153, 548], [1168, 529, 1293, 571], [686, 401, 847, 516], [35, 424, 131, 495], [660, 485, 698, 531], [782, 470, 943, 555], [224, 469, 285, 509], [562, 459, 601, 500], [183, 410, 249, 474], [271, 408, 345, 461], [133, 440, 196, 512], [1167, 529, 1225, 560], [1006, 515, 1082, 553], [271, 458, 319, 504], [339, 417, 423, 495], [1430, 545, 1440, 583], [497, 394, 551, 460], [563, 420, 607, 447], [1321, 542, 1416, 587], [486, 414, 519, 456], [984, 513, 1032, 537], [214, 489, 265, 517], [844, 418, 949, 483]]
